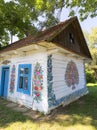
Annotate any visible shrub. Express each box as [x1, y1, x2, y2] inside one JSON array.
[[86, 69, 96, 83]]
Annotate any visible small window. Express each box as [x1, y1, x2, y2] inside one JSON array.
[[20, 68, 24, 74], [19, 76, 23, 88], [69, 33, 74, 44], [17, 64, 31, 95], [24, 68, 29, 74], [24, 77, 28, 90]]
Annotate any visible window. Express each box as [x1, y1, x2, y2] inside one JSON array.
[[17, 64, 31, 95], [69, 33, 74, 44]]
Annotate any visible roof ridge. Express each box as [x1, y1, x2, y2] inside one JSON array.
[[1, 16, 77, 49], [41, 16, 77, 34]]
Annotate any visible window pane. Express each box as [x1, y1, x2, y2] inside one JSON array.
[[18, 64, 31, 95], [24, 68, 29, 74], [20, 68, 24, 74], [69, 33, 74, 44], [19, 76, 23, 88], [24, 77, 28, 90]]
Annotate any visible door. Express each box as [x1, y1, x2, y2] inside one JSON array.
[[1, 67, 10, 98]]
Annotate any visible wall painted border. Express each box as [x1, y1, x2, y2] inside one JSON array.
[[47, 55, 57, 108], [49, 87, 88, 111]]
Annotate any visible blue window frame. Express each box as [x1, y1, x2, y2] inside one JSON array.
[[17, 64, 31, 95]]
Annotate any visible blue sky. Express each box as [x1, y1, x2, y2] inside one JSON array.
[[60, 8, 97, 33], [80, 17, 97, 32]]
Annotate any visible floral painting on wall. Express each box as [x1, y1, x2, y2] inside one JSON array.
[[33, 62, 43, 103], [9, 65, 16, 93], [65, 61, 79, 90], [47, 55, 57, 108]]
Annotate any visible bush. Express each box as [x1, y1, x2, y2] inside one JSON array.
[[86, 69, 96, 83]]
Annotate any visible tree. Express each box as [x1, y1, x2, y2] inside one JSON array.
[[0, 0, 97, 47], [88, 27, 97, 48], [86, 47, 97, 81], [64, 0, 97, 21], [84, 27, 97, 81], [0, 0, 40, 46], [0, 0, 59, 46]]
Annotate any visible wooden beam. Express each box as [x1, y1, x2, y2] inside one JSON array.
[[47, 49, 59, 54]]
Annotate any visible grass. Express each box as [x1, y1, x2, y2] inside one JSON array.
[[0, 84, 97, 130]]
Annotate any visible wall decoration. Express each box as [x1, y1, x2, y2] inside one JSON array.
[[50, 87, 88, 108], [9, 65, 16, 93], [47, 58, 85, 109], [65, 61, 79, 90], [47, 55, 56, 108], [2, 60, 11, 64], [33, 62, 43, 103]]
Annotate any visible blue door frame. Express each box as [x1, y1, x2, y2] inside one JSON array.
[[0, 66, 10, 98]]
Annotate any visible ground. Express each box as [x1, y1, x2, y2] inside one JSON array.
[[0, 84, 97, 130]]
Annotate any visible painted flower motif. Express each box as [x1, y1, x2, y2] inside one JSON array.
[[36, 92, 40, 97], [36, 71, 40, 75], [38, 86, 42, 90], [34, 76, 36, 79], [9, 65, 16, 93], [34, 86, 38, 90], [33, 62, 43, 103], [47, 55, 57, 108], [36, 81, 40, 85], [65, 61, 79, 90], [40, 75, 43, 79]]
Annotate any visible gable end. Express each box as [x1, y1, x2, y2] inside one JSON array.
[[47, 17, 92, 59]]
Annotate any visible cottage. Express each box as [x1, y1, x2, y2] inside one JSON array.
[[0, 17, 92, 114]]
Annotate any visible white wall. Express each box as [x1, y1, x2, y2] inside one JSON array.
[[0, 49, 87, 113], [0, 50, 48, 113], [52, 53, 86, 100]]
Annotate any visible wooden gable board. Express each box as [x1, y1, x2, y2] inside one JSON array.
[[46, 17, 92, 59], [73, 19, 92, 59], [51, 23, 82, 55]]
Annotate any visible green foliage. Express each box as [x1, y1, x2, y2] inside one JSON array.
[[86, 69, 96, 83], [68, 0, 97, 20], [88, 27, 97, 48], [0, 0, 97, 47], [90, 48, 97, 65], [0, 0, 60, 46], [84, 27, 97, 82]]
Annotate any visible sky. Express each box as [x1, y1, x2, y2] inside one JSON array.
[[13, 12, 97, 42], [5, 0, 97, 42], [80, 17, 97, 32], [60, 8, 97, 33]]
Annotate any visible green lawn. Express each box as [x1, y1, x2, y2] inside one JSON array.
[[0, 84, 97, 130]]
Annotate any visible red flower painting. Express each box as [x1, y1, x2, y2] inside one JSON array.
[[33, 62, 43, 102]]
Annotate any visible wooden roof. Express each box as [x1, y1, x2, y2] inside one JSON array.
[[0, 16, 92, 59]]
